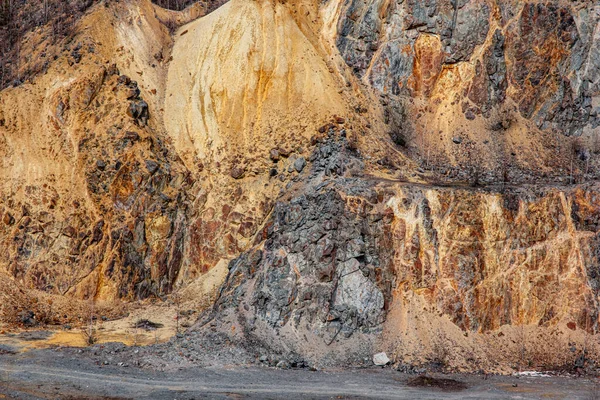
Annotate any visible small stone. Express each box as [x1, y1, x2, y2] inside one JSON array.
[[96, 160, 106, 170], [269, 168, 278, 177], [125, 87, 140, 100], [294, 157, 306, 173], [278, 147, 291, 158], [117, 75, 131, 85], [452, 137, 462, 144], [276, 360, 290, 369], [335, 116, 346, 124], [128, 99, 149, 126], [107, 64, 119, 76], [18, 310, 36, 327], [373, 352, 390, 366], [231, 166, 246, 179], [123, 131, 139, 142], [259, 355, 268, 362], [269, 149, 280, 162], [2, 213, 14, 226]]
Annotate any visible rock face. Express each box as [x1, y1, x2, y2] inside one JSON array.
[[2, 0, 600, 372], [385, 185, 600, 332], [335, 0, 599, 135], [333, 0, 600, 184], [202, 169, 600, 368], [0, 0, 195, 301], [337, 0, 490, 94], [164, 0, 346, 174], [208, 185, 393, 350]]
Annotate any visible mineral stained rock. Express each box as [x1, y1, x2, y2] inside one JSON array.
[[1, 0, 600, 372]]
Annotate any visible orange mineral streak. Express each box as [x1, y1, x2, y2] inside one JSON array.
[[412, 34, 444, 97]]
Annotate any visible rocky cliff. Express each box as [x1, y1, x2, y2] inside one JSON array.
[[1, 0, 600, 371]]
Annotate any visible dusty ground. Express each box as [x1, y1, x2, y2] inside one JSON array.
[[0, 258, 225, 351], [0, 300, 199, 351], [0, 348, 598, 399]]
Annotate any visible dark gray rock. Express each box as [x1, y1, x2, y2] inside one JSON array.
[[200, 181, 395, 366], [18, 310, 36, 327], [336, 0, 600, 137], [294, 157, 306, 173], [128, 99, 149, 126]]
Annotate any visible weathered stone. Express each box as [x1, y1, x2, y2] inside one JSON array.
[[128, 99, 149, 126], [18, 310, 36, 327], [373, 352, 390, 366], [293, 157, 306, 173], [230, 166, 245, 179], [2, 213, 14, 226], [334, 258, 384, 318]]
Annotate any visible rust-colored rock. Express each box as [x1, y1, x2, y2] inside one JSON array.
[[1, 0, 600, 373]]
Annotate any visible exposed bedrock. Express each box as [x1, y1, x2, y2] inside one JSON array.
[[336, 0, 600, 135], [199, 137, 600, 366]]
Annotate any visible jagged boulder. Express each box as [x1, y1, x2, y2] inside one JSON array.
[[200, 184, 395, 366]]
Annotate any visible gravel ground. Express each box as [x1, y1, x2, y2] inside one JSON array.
[[0, 347, 598, 399]]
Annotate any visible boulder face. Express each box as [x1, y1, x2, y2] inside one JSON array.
[[2, 0, 600, 372], [208, 185, 394, 362]]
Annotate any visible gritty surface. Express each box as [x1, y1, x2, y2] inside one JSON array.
[[0, 349, 597, 399], [2, 0, 600, 381]]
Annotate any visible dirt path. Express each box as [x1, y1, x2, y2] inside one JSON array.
[[0, 352, 597, 399]]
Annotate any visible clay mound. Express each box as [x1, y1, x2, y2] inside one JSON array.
[[164, 0, 347, 174]]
